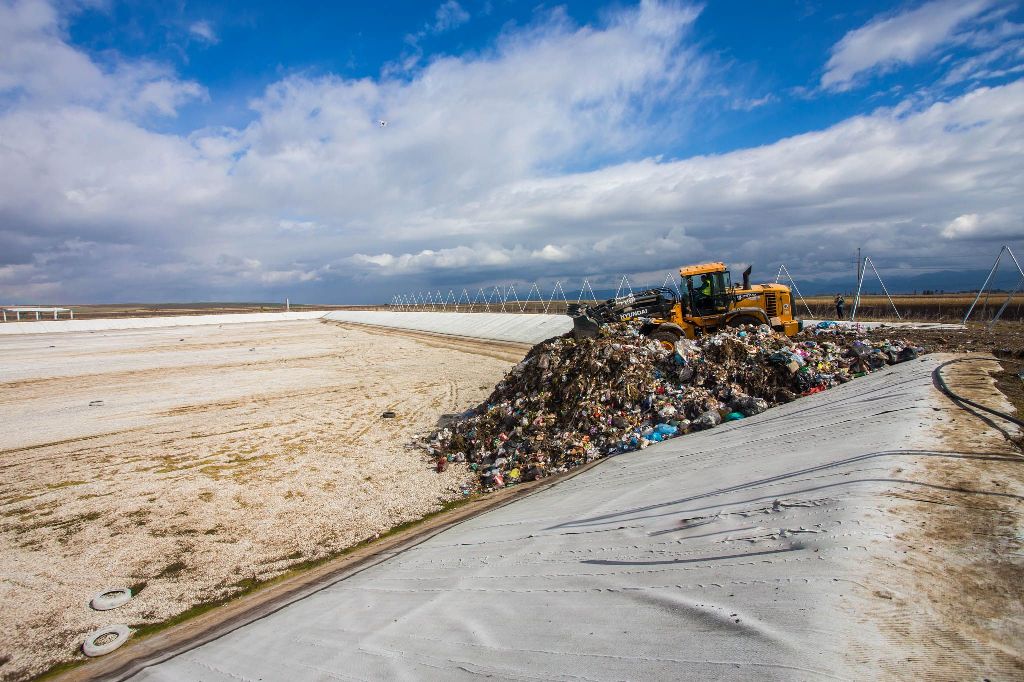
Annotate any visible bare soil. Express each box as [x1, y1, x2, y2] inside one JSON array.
[[0, 320, 523, 681], [872, 356, 1023, 678], [856, 323, 1024, 357]]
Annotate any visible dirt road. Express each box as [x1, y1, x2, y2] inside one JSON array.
[[0, 320, 525, 680]]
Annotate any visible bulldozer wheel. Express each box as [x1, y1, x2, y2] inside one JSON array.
[[727, 315, 761, 328], [651, 329, 680, 350]]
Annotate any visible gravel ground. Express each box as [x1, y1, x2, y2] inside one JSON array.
[[852, 321, 1024, 356], [0, 320, 522, 681]]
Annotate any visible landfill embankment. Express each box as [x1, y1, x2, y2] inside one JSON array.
[[119, 353, 1023, 681]]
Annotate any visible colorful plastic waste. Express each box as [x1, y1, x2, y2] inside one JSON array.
[[425, 320, 925, 490]]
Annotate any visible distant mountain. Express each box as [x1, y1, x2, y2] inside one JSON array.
[[786, 269, 1021, 296], [583, 268, 1020, 300]]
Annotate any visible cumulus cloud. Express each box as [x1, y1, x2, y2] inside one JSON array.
[[0, 0, 206, 116], [0, 0, 1021, 304], [344, 81, 1024, 290], [822, 0, 996, 91]]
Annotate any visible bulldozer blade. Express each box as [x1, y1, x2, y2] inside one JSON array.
[[572, 314, 601, 340]]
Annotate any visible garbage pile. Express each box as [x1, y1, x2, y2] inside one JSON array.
[[426, 322, 924, 490]]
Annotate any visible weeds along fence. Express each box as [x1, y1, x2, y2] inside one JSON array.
[[802, 296, 1024, 323]]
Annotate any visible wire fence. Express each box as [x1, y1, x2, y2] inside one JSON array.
[[388, 246, 1024, 324], [389, 273, 683, 314]]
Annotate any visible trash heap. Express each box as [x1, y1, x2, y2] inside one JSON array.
[[426, 322, 924, 491]]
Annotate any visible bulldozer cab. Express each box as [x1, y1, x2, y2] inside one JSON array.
[[680, 263, 731, 316]]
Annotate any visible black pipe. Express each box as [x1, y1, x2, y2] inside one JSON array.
[[742, 265, 752, 291], [932, 357, 1024, 428]]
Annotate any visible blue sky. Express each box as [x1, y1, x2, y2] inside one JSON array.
[[1, 0, 1022, 303], [69, 1, 1018, 152]]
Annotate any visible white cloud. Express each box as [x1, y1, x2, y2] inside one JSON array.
[[822, 0, 995, 91], [278, 219, 323, 232], [399, 0, 472, 69], [189, 20, 218, 44], [940, 39, 1024, 84], [348, 81, 1024, 286], [351, 243, 576, 274], [730, 93, 775, 111], [133, 78, 207, 117], [941, 211, 1020, 239], [433, 1, 469, 33], [0, 0, 205, 115], [0, 0, 1022, 304]]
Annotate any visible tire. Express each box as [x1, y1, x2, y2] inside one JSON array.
[[651, 328, 681, 350], [726, 315, 761, 328], [82, 624, 131, 657], [90, 588, 132, 611]]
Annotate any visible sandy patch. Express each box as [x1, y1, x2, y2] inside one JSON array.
[[0, 320, 522, 680]]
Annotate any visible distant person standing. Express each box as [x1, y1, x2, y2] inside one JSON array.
[[834, 293, 845, 320]]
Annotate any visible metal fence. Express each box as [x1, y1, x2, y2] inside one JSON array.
[[388, 246, 1023, 325], [389, 274, 683, 314]]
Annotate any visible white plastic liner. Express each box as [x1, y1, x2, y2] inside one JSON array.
[[130, 357, 945, 681], [324, 311, 573, 344], [0, 312, 329, 335]]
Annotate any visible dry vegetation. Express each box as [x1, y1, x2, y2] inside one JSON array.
[[801, 293, 1024, 322]]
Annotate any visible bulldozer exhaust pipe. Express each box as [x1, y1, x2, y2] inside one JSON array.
[[742, 265, 752, 290]]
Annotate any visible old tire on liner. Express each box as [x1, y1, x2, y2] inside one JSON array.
[[90, 588, 132, 611], [82, 624, 130, 657]]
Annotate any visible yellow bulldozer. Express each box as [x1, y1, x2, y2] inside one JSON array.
[[569, 262, 802, 345]]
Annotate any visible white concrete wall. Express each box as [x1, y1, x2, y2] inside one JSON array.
[[0, 311, 329, 335], [323, 310, 573, 344]]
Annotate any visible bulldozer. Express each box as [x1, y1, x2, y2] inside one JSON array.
[[569, 262, 802, 345]]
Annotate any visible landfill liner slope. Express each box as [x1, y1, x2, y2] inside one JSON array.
[[124, 354, 1018, 681], [322, 310, 573, 345]]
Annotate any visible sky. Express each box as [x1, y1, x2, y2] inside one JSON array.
[[1, 0, 1023, 304]]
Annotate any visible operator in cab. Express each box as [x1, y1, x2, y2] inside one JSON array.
[[699, 275, 712, 297], [694, 274, 714, 313]]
